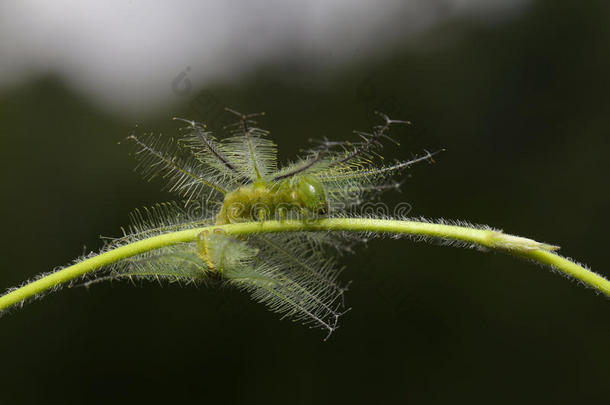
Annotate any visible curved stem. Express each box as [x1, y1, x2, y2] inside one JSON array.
[[1, 218, 608, 312]]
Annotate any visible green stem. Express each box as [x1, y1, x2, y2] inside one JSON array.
[[1, 218, 608, 312]]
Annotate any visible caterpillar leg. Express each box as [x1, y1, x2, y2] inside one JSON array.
[[277, 206, 287, 222], [257, 207, 267, 223], [300, 207, 312, 220]]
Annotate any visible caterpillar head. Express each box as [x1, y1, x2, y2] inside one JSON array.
[[289, 175, 328, 215]]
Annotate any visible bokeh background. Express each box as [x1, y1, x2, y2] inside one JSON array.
[[1, 1, 609, 403]]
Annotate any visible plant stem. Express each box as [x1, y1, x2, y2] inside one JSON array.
[[1, 218, 608, 312]]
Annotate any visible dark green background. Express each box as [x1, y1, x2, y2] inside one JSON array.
[[1, 1, 609, 403]]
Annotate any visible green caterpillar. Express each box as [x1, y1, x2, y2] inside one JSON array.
[[214, 174, 328, 225], [95, 109, 436, 337]]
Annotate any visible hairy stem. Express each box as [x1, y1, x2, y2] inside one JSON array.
[[1, 218, 608, 312]]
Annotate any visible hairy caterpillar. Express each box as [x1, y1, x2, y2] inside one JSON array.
[[94, 108, 437, 338]]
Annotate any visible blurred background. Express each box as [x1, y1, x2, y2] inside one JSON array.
[[1, 0, 609, 403]]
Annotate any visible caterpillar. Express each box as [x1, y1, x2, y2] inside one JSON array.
[[92, 108, 437, 338]]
